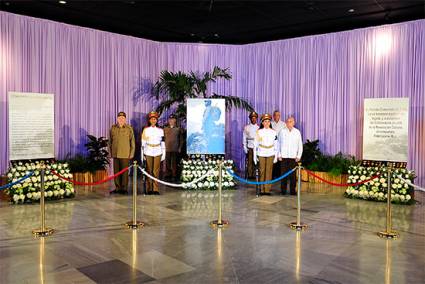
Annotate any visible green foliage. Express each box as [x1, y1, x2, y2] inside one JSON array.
[[85, 135, 109, 171], [300, 139, 321, 168], [65, 135, 109, 173], [152, 66, 254, 121], [302, 139, 360, 176]]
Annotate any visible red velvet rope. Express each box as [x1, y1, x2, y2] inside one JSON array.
[[303, 169, 380, 187], [51, 167, 129, 186]]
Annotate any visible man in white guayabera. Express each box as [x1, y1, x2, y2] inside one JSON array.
[[277, 116, 303, 195]]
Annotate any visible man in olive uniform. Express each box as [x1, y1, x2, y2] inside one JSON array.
[[109, 112, 135, 194], [163, 114, 183, 181]]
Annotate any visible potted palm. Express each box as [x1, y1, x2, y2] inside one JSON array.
[[152, 66, 254, 122], [65, 135, 109, 183]]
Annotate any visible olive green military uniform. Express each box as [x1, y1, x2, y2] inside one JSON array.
[[109, 124, 135, 192]]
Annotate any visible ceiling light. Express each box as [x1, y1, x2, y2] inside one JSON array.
[[348, 9, 355, 13], [59, 1, 67, 4]]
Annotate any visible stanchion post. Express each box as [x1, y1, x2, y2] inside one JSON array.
[[378, 166, 399, 239], [126, 161, 144, 229], [289, 162, 308, 231], [32, 162, 54, 237], [255, 161, 260, 197], [210, 160, 229, 228]]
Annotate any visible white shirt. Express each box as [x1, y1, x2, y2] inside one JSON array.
[[277, 127, 303, 160], [271, 120, 286, 135], [243, 123, 259, 149], [141, 126, 165, 157], [254, 128, 278, 158]]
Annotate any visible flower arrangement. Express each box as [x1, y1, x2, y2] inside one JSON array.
[[5, 160, 75, 204], [344, 165, 415, 204], [180, 157, 236, 190]]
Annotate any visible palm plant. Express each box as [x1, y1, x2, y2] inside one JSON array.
[[152, 66, 254, 121]]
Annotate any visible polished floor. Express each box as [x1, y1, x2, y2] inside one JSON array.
[[0, 181, 424, 284]]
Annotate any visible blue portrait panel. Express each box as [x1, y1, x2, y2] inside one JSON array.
[[187, 99, 225, 154]]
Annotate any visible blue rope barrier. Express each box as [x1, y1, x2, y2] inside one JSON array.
[[0, 172, 34, 190], [225, 167, 297, 185]]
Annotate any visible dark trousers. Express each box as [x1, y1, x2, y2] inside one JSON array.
[[113, 158, 129, 191], [165, 151, 179, 178], [246, 148, 255, 178], [281, 158, 297, 194], [272, 161, 281, 178]]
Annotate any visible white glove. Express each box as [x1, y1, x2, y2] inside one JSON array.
[[273, 156, 277, 164], [253, 155, 258, 165], [140, 148, 145, 161], [161, 152, 166, 162], [243, 146, 248, 154]]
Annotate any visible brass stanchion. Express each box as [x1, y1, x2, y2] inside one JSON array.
[[378, 166, 399, 239], [126, 161, 144, 229], [32, 163, 54, 237], [289, 163, 308, 231], [210, 160, 229, 228]]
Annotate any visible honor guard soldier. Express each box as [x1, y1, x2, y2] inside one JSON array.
[[163, 114, 183, 181], [141, 111, 166, 195], [109, 111, 135, 194], [253, 113, 278, 195], [243, 111, 259, 179]]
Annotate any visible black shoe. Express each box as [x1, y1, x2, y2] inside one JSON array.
[[281, 191, 287, 195], [290, 191, 296, 195], [153, 191, 160, 195], [264, 192, 271, 196], [146, 191, 153, 195]]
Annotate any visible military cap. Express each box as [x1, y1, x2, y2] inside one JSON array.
[[148, 111, 159, 119], [261, 113, 272, 122]]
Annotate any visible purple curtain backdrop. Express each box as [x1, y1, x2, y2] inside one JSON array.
[[1, 12, 424, 186]]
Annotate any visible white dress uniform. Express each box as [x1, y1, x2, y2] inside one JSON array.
[[253, 126, 278, 193], [253, 128, 278, 161], [141, 126, 166, 159], [243, 123, 259, 153]]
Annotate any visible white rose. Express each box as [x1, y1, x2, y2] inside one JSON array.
[[380, 178, 386, 183], [400, 195, 405, 201], [19, 194, 25, 201], [13, 195, 19, 202], [11, 168, 16, 173], [47, 191, 53, 197], [391, 184, 397, 189], [404, 183, 409, 189], [394, 178, 400, 184], [26, 192, 32, 199], [229, 182, 235, 187], [7, 173, 13, 178], [406, 195, 411, 200], [382, 183, 387, 188], [53, 190, 59, 196], [210, 182, 215, 187], [360, 175, 366, 181], [223, 182, 229, 187], [197, 182, 203, 188]]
